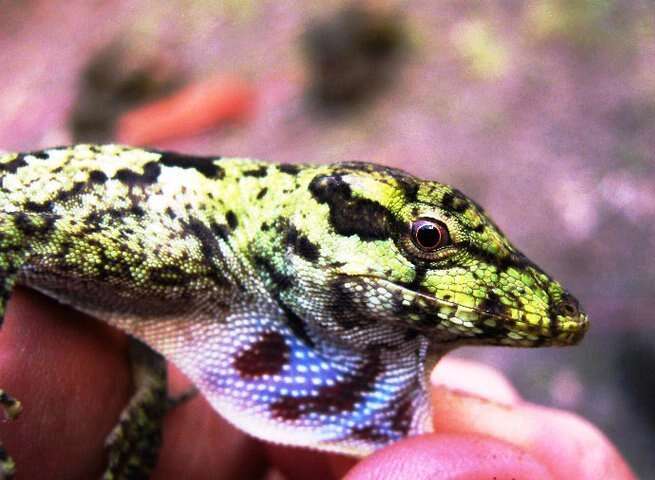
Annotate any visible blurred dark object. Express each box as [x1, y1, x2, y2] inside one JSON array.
[[70, 40, 181, 143], [617, 331, 655, 431], [302, 4, 407, 112], [116, 75, 256, 146]]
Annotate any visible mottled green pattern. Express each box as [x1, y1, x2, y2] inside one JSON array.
[[0, 145, 588, 476]]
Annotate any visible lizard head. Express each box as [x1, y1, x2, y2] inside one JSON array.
[[257, 162, 589, 348]]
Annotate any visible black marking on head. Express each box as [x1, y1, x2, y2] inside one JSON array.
[[54, 181, 87, 204], [336, 162, 419, 202], [88, 170, 108, 183], [0, 154, 27, 173], [129, 205, 146, 217], [242, 165, 269, 177], [479, 292, 508, 317], [31, 151, 49, 160], [253, 255, 293, 290], [476, 294, 512, 338], [256, 187, 268, 199], [285, 225, 320, 262], [185, 218, 230, 286], [106, 208, 123, 219], [473, 223, 485, 233], [309, 174, 396, 241], [309, 174, 352, 202], [226, 210, 238, 230], [233, 331, 290, 379], [115, 161, 161, 186], [187, 218, 221, 259], [441, 190, 469, 213], [25, 200, 54, 213], [270, 352, 382, 420], [405, 265, 427, 290], [327, 277, 366, 330], [157, 151, 225, 178], [401, 181, 419, 202], [210, 222, 231, 241], [465, 245, 534, 273], [13, 212, 57, 236], [329, 278, 359, 329], [548, 299, 560, 338], [83, 211, 104, 232], [279, 163, 301, 175]]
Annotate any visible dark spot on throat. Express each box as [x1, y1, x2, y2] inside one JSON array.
[[271, 352, 382, 420], [233, 331, 290, 379]]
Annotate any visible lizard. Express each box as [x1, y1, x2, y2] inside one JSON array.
[[0, 144, 589, 479]]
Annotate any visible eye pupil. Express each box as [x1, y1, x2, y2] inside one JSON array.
[[411, 218, 448, 251], [416, 224, 440, 248]]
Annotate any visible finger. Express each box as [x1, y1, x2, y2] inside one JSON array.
[[431, 356, 521, 405], [0, 288, 270, 479], [432, 384, 636, 480], [344, 433, 554, 480], [0, 287, 131, 479]]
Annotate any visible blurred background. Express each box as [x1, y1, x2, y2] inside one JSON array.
[[1, 0, 654, 476]]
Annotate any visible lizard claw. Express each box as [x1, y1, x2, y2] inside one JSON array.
[[0, 390, 21, 479], [0, 446, 16, 480], [0, 391, 22, 421]]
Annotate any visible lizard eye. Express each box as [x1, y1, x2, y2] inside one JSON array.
[[410, 218, 449, 251]]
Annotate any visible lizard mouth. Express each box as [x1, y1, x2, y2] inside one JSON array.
[[360, 276, 589, 347]]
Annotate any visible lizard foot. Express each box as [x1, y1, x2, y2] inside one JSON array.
[[103, 340, 167, 480]]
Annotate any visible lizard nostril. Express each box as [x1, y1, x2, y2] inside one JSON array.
[[557, 295, 580, 317]]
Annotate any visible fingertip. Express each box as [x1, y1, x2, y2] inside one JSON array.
[[431, 386, 636, 480], [344, 433, 553, 480]]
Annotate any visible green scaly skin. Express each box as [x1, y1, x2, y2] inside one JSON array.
[[0, 144, 588, 478]]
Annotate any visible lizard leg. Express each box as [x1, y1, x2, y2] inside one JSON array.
[[103, 338, 167, 480]]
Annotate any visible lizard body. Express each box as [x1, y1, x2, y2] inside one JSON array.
[[0, 144, 588, 478]]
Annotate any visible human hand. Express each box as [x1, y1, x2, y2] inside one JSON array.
[[0, 287, 635, 479]]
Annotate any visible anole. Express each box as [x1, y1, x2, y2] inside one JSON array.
[[0, 144, 588, 478]]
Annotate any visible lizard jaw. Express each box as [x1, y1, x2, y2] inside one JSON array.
[[356, 276, 589, 347]]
